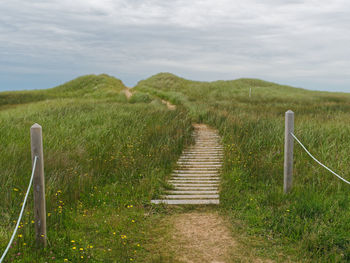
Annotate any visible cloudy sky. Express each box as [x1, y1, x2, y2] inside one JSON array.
[[1, 0, 350, 92]]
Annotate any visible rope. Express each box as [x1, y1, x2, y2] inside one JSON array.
[[0, 156, 38, 263], [291, 133, 350, 185]]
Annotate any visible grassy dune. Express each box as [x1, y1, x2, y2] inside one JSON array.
[[136, 73, 350, 262], [0, 75, 193, 262], [3, 72, 350, 262], [0, 74, 126, 109]]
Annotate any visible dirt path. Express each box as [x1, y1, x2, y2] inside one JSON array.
[[147, 210, 276, 263], [124, 89, 176, 111], [161, 99, 176, 110], [148, 123, 277, 262], [124, 88, 133, 99], [171, 211, 235, 263]]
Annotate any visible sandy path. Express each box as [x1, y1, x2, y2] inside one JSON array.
[[171, 212, 236, 263], [161, 99, 176, 110], [151, 211, 275, 263], [124, 88, 133, 99]]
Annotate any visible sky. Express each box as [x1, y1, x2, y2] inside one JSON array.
[[1, 0, 350, 92]]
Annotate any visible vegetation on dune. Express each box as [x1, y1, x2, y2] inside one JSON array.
[[50, 74, 126, 98], [3, 71, 350, 262], [0, 74, 126, 109], [135, 72, 350, 262], [0, 76, 193, 262]]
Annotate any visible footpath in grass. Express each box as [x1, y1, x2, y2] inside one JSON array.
[[142, 206, 298, 263], [3, 72, 350, 262], [142, 120, 295, 262], [0, 75, 193, 262], [136, 73, 350, 262]]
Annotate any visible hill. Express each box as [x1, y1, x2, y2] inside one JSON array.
[[2, 72, 350, 262], [136, 73, 350, 262], [0, 74, 192, 262], [0, 74, 126, 108]]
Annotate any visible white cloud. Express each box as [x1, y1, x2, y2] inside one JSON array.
[[0, 0, 350, 91]]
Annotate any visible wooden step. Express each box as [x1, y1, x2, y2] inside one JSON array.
[[169, 180, 220, 184], [177, 161, 223, 164], [172, 183, 219, 187], [174, 170, 219, 174], [174, 186, 219, 190], [178, 160, 222, 163], [167, 190, 219, 194], [172, 176, 220, 179], [187, 152, 223, 154], [172, 172, 218, 175], [151, 199, 219, 205], [170, 178, 220, 181], [163, 194, 219, 199], [178, 164, 222, 167]]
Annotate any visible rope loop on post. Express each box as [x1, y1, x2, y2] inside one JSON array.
[[0, 156, 38, 263]]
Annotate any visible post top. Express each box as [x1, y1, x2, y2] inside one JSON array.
[[31, 123, 42, 129], [286, 110, 294, 114]]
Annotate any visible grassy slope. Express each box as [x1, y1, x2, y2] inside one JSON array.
[[0, 75, 193, 262], [0, 74, 126, 109], [136, 73, 350, 262]]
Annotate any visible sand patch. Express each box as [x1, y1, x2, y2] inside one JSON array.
[[124, 88, 133, 99], [169, 212, 235, 263], [161, 99, 176, 110]]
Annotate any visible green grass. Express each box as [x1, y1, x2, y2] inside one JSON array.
[[3, 71, 350, 262], [135, 72, 350, 262], [0, 74, 126, 109], [0, 75, 193, 262]]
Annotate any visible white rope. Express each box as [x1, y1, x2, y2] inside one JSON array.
[[0, 156, 38, 263], [291, 133, 350, 185]]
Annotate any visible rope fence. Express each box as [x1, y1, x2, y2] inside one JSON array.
[[291, 132, 350, 185], [0, 123, 47, 262], [0, 156, 38, 263], [284, 110, 350, 193]]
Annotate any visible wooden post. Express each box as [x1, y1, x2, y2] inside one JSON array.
[[284, 110, 294, 193], [30, 123, 47, 247], [249, 88, 252, 98]]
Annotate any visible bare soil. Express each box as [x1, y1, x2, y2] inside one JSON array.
[[171, 212, 235, 263], [153, 211, 276, 263], [124, 88, 133, 99], [161, 99, 176, 110]]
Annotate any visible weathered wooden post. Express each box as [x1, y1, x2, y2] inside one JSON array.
[[30, 123, 47, 247], [284, 110, 294, 193], [249, 88, 252, 98]]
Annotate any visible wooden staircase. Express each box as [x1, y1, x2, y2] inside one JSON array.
[[151, 124, 223, 205]]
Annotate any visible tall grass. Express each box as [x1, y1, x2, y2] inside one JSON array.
[[0, 76, 193, 262], [136, 72, 350, 262], [0, 74, 126, 109]]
